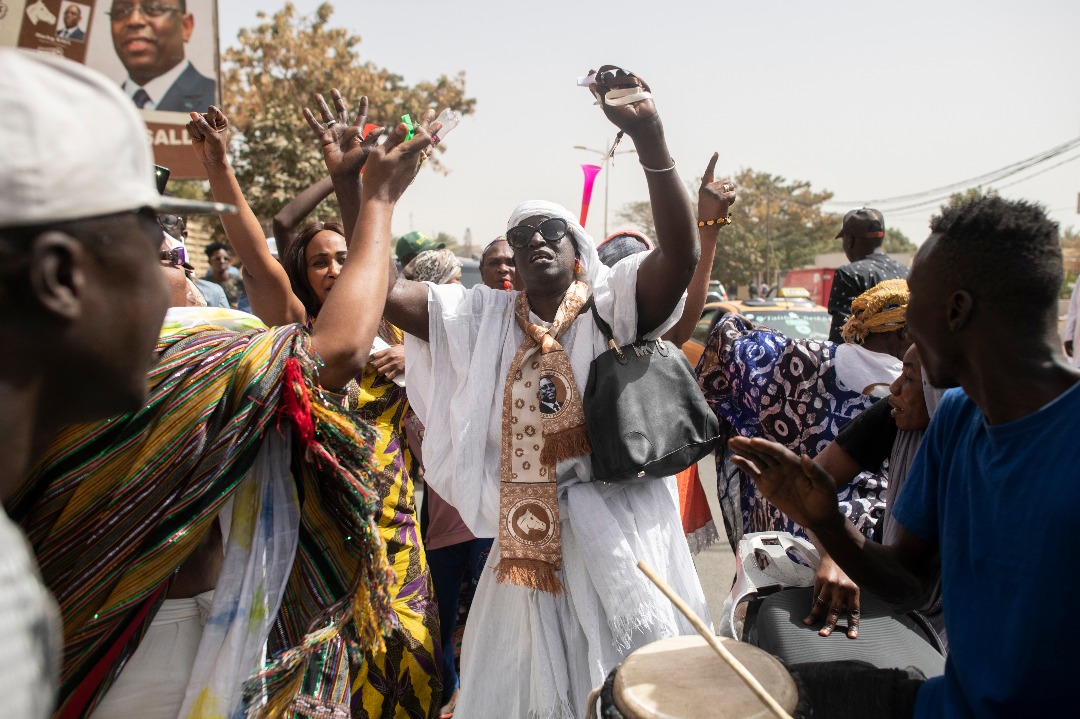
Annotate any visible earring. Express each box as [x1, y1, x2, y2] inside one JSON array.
[[575, 258, 583, 275]]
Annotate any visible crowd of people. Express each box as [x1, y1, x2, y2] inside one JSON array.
[[1, 47, 1077, 719]]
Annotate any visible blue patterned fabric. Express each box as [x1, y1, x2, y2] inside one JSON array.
[[696, 314, 887, 551]]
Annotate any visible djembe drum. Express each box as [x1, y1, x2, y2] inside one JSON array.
[[595, 635, 802, 719]]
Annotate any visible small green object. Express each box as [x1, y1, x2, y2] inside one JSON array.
[[401, 114, 415, 141]]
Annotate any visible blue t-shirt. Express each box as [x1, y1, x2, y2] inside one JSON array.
[[894, 381, 1080, 717]]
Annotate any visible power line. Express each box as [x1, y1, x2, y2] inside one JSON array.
[[828, 136, 1080, 208], [879, 150, 1080, 218]]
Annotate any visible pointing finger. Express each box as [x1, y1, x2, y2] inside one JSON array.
[[702, 152, 719, 186]]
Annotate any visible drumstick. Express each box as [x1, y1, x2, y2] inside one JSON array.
[[637, 561, 794, 719]]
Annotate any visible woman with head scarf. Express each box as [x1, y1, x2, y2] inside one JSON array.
[[373, 67, 711, 717], [696, 278, 911, 555], [403, 248, 462, 284]]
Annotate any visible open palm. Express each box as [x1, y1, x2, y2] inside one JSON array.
[[727, 436, 840, 530]]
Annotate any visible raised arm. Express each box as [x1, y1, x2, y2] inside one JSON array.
[[663, 153, 736, 345], [728, 436, 939, 612], [187, 106, 306, 326], [272, 176, 334, 255], [308, 96, 433, 341], [382, 262, 432, 340], [302, 97, 438, 390], [589, 67, 698, 336]]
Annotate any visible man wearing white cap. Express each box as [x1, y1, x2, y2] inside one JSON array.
[[10, 63, 436, 719], [0, 48, 211, 718]]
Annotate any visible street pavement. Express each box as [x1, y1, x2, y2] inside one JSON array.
[[691, 457, 737, 630]]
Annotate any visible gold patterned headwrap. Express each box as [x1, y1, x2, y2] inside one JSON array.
[[841, 278, 909, 344]]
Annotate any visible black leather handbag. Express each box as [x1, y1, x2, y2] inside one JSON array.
[[583, 302, 720, 481]]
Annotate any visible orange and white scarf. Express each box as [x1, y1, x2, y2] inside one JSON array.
[[495, 280, 592, 594]]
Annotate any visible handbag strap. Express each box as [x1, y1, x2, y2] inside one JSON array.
[[586, 298, 615, 346]]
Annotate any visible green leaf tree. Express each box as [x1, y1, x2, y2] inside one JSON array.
[[220, 2, 476, 225], [881, 227, 917, 254], [715, 169, 836, 287], [615, 169, 850, 289]]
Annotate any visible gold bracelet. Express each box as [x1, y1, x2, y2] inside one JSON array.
[[697, 215, 732, 228]]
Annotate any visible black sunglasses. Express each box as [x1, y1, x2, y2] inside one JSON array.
[[506, 217, 570, 249]]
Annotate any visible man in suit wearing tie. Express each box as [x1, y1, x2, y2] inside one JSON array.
[[56, 5, 86, 41], [110, 1, 215, 113]]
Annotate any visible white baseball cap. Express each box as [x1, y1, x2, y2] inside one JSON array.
[[0, 49, 232, 229]]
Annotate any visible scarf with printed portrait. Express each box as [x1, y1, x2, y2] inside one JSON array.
[[495, 280, 593, 594]]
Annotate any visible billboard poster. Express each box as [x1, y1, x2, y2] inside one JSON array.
[[0, 0, 220, 178]]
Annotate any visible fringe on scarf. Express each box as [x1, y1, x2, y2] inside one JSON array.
[[493, 558, 564, 595], [241, 356, 396, 719], [538, 425, 592, 467]]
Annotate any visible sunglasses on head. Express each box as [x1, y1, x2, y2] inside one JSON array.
[[506, 217, 570, 249], [160, 246, 187, 267]]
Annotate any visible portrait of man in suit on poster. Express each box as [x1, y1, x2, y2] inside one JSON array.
[[56, 4, 87, 41], [109, 0, 215, 113]]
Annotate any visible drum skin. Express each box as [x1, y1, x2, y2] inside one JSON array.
[[606, 635, 800, 719]]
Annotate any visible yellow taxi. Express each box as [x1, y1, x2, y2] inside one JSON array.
[[681, 288, 831, 366]]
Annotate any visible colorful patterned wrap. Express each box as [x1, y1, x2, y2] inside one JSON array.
[[10, 308, 395, 719], [342, 327, 441, 719], [696, 314, 886, 552]]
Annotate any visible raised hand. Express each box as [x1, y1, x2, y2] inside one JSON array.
[[698, 153, 737, 224], [589, 65, 660, 139], [303, 90, 382, 180], [727, 436, 842, 531], [187, 105, 230, 167]]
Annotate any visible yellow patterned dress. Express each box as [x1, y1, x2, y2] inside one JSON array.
[[346, 346, 441, 718]]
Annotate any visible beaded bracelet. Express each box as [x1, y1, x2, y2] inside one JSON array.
[[697, 215, 732, 228]]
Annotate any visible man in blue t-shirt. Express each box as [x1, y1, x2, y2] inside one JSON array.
[[729, 195, 1080, 717]]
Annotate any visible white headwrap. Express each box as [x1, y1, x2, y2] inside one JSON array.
[[507, 200, 611, 291]]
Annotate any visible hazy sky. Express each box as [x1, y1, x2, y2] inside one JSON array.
[[218, 0, 1080, 256]]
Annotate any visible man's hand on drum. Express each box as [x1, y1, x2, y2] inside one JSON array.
[[728, 436, 843, 532], [805, 554, 861, 639]]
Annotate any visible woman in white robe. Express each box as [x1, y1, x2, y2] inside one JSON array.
[[386, 68, 712, 718]]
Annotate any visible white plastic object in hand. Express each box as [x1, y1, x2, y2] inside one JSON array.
[[604, 86, 653, 107], [431, 108, 461, 145], [370, 336, 406, 386]]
